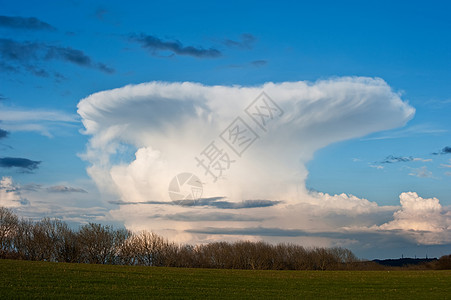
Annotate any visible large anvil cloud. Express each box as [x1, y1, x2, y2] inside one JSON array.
[[77, 77, 431, 246]]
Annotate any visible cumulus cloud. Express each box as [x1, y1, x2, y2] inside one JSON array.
[[129, 33, 221, 58], [0, 15, 56, 31], [78, 77, 421, 247], [378, 192, 451, 244]]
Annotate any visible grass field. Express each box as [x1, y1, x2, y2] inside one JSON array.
[[0, 259, 450, 299]]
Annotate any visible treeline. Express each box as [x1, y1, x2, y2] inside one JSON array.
[[1, 207, 450, 270]]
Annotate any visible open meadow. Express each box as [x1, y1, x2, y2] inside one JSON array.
[[0, 259, 450, 299]]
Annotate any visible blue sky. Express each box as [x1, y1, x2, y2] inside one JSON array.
[[1, 0, 450, 259]]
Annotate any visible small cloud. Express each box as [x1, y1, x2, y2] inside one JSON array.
[[380, 155, 431, 164], [432, 146, 451, 155], [223, 33, 256, 49], [46, 185, 87, 193], [445, 172, 451, 176], [413, 158, 432, 162], [0, 157, 41, 171], [129, 33, 221, 58], [250, 60, 267, 67], [95, 8, 108, 21], [0, 128, 8, 139], [381, 155, 414, 164], [370, 164, 384, 170], [226, 60, 268, 69], [409, 166, 433, 178], [0, 15, 56, 31]]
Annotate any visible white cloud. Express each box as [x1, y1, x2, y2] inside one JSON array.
[[370, 164, 384, 169], [413, 158, 432, 162], [378, 192, 451, 244], [409, 166, 433, 178], [77, 77, 421, 247], [0, 176, 29, 207], [0, 105, 79, 137], [440, 159, 451, 168]]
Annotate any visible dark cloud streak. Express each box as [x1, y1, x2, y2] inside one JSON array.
[[46, 185, 87, 193], [155, 212, 264, 222], [0, 38, 114, 76], [108, 197, 281, 209], [223, 33, 256, 49], [432, 146, 451, 155], [0, 157, 41, 170], [130, 33, 221, 58], [380, 155, 414, 164], [0, 129, 8, 139], [0, 16, 56, 31]]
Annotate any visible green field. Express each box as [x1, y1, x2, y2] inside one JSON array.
[[0, 259, 450, 299]]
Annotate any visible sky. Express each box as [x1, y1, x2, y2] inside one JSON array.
[[0, 0, 450, 259]]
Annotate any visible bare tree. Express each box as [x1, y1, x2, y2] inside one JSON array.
[[0, 207, 19, 258], [78, 223, 128, 264]]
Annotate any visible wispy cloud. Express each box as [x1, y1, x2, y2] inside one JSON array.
[[46, 185, 87, 193], [379, 155, 432, 164], [0, 106, 79, 137], [0, 38, 114, 77], [156, 212, 264, 222], [369, 164, 384, 170], [408, 166, 433, 178], [361, 124, 447, 141], [129, 33, 221, 58], [381, 155, 414, 164], [223, 33, 256, 49], [0, 15, 56, 31], [228, 60, 268, 69], [94, 8, 108, 21]]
